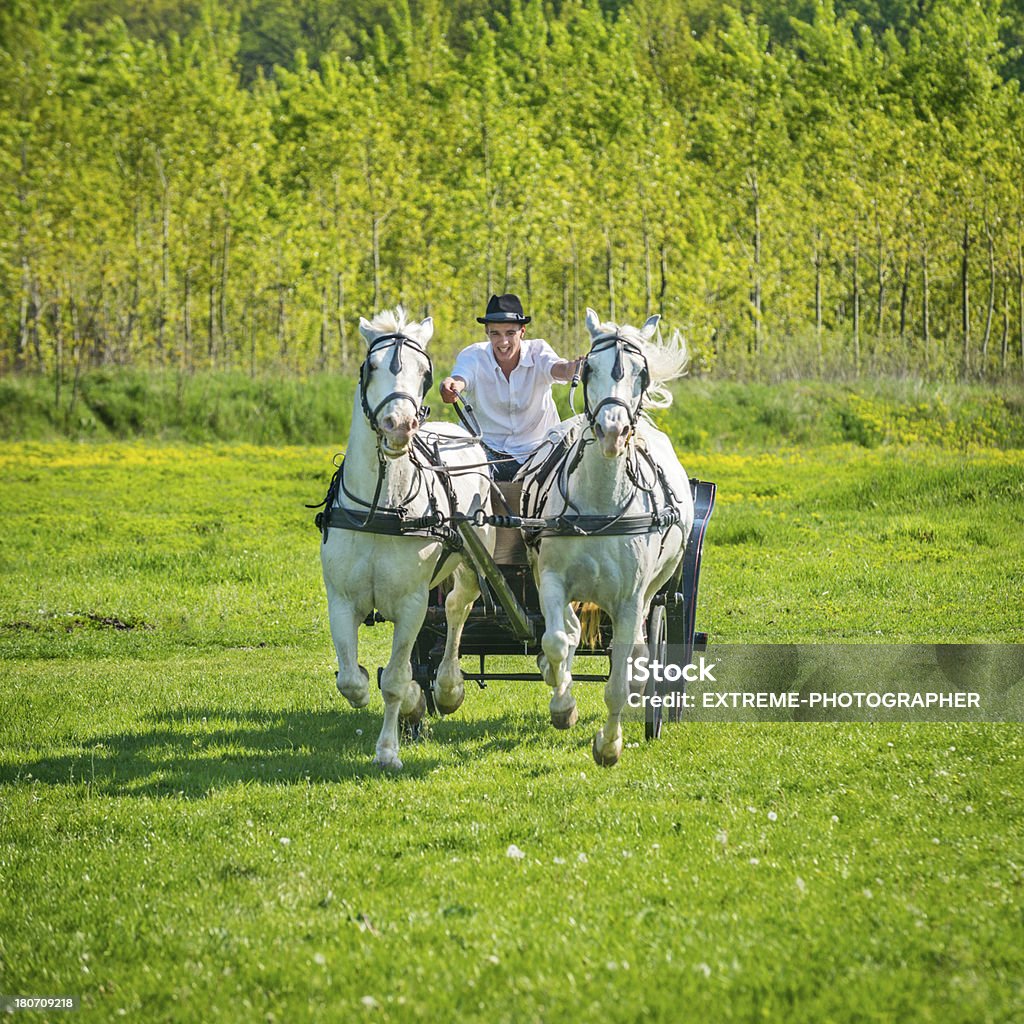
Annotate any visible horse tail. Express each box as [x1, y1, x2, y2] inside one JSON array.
[[574, 602, 605, 650]]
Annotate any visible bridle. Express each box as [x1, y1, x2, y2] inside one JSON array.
[[580, 333, 651, 429], [358, 332, 433, 433]]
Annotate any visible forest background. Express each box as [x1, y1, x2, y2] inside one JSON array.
[[3, 0, 1024, 388]]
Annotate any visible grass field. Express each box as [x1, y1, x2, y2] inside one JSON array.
[[1, 434, 1022, 1022]]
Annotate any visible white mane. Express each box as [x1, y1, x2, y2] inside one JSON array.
[[359, 304, 434, 348], [364, 305, 412, 336], [590, 318, 689, 410]]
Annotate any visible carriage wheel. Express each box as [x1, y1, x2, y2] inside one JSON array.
[[412, 661, 438, 717], [644, 604, 667, 741]]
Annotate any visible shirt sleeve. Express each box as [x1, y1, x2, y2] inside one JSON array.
[[451, 347, 476, 390], [533, 339, 561, 383]]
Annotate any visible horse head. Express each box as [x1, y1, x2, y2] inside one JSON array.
[[581, 308, 660, 458], [358, 307, 435, 457]]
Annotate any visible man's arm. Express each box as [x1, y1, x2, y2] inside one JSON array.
[[551, 357, 585, 383], [439, 375, 467, 403]]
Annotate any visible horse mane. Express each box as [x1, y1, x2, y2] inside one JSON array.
[[591, 318, 689, 410], [365, 305, 412, 336]]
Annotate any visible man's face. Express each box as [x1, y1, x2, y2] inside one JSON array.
[[486, 324, 525, 362]]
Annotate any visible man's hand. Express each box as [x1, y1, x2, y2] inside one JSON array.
[[440, 377, 465, 403]]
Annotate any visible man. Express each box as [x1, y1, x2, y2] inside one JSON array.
[[439, 294, 582, 481]]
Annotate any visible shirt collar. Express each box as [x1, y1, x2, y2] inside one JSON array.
[[487, 338, 534, 372]]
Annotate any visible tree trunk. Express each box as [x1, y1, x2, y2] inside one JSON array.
[[482, 117, 493, 297], [750, 171, 762, 355], [1001, 275, 1009, 375], [127, 199, 141, 366], [67, 288, 84, 426], [899, 253, 910, 343], [53, 283, 63, 411], [571, 226, 580, 335], [219, 218, 231, 369], [16, 141, 32, 371], [18, 254, 32, 370], [813, 228, 823, 371], [183, 268, 193, 371], [922, 250, 931, 370], [961, 218, 970, 379], [277, 283, 287, 361], [208, 220, 217, 366], [335, 270, 347, 368], [1018, 228, 1023, 371], [372, 214, 381, 310], [658, 243, 668, 316], [852, 229, 861, 376], [604, 226, 615, 322], [981, 227, 996, 376], [155, 149, 169, 363], [875, 205, 886, 337], [320, 282, 329, 371], [642, 209, 652, 316], [561, 266, 569, 340], [249, 292, 257, 378]]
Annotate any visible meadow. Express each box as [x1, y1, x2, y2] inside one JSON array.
[[1, 378, 1022, 1022]]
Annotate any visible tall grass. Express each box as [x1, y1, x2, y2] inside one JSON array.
[[2, 370, 1023, 449]]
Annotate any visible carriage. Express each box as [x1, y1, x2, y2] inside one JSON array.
[[317, 306, 715, 769]]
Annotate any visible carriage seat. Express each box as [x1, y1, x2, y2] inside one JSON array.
[[492, 481, 528, 565]]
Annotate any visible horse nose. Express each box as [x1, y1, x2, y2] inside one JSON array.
[[595, 419, 629, 442], [380, 410, 417, 435]]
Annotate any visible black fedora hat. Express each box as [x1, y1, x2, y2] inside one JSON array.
[[477, 293, 531, 325]]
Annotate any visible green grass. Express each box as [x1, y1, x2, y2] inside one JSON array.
[[1, 440, 1022, 1022]]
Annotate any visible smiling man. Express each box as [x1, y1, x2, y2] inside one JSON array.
[[439, 294, 582, 480]]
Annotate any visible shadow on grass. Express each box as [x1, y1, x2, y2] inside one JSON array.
[[0, 703, 592, 796]]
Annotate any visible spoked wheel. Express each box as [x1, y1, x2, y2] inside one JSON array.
[[644, 604, 667, 741]]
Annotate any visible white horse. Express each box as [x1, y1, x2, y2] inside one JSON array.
[[320, 307, 493, 770], [520, 308, 694, 766]]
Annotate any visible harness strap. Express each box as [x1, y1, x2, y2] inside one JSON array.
[[523, 511, 681, 547]]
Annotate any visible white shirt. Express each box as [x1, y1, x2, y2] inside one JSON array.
[[452, 338, 564, 458]]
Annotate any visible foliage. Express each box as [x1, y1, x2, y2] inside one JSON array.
[[2, 0, 1024, 381]]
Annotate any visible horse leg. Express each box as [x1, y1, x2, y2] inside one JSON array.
[[593, 604, 643, 767], [433, 563, 479, 715], [374, 592, 428, 772], [537, 572, 577, 730], [326, 589, 370, 708]]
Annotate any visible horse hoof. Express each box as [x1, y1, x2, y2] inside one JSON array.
[[434, 687, 465, 716], [592, 733, 621, 768], [400, 688, 426, 727], [336, 666, 370, 708], [373, 749, 403, 772], [550, 703, 578, 730]]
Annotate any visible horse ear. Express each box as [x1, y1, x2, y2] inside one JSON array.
[[358, 317, 376, 345], [414, 316, 434, 346], [585, 308, 602, 338], [640, 314, 661, 340]]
